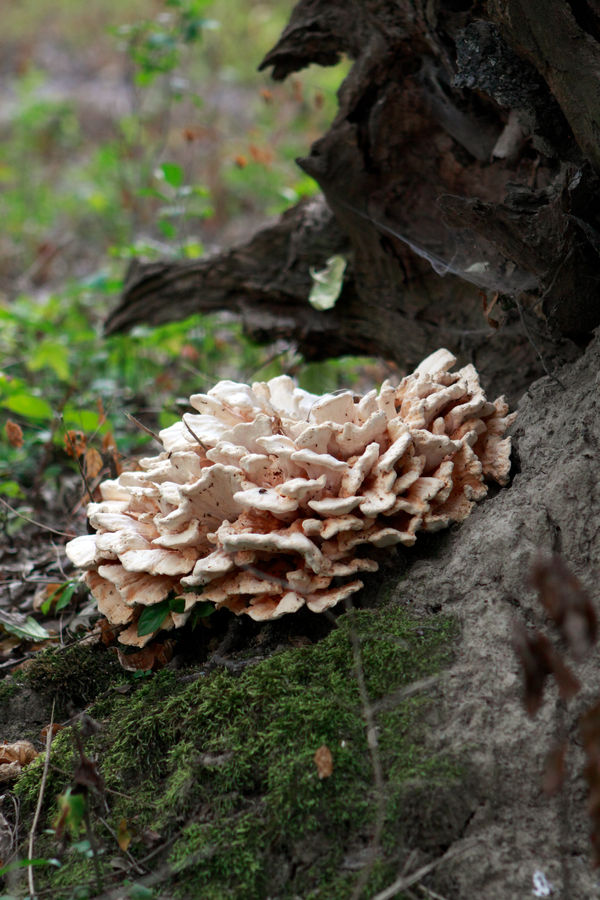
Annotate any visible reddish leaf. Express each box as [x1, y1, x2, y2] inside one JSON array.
[[513, 624, 580, 716], [116, 639, 174, 672], [64, 430, 86, 458], [314, 744, 333, 779], [5, 420, 23, 448], [40, 723, 63, 743], [530, 553, 597, 657], [73, 752, 104, 795]]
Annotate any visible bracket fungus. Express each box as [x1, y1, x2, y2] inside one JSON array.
[[66, 349, 515, 646]]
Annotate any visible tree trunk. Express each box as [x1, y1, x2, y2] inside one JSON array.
[[108, 0, 600, 401]]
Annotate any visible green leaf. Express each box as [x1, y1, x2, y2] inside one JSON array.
[[41, 580, 78, 615], [128, 884, 155, 899], [0, 857, 61, 878], [1, 393, 53, 420], [158, 219, 177, 239], [2, 616, 51, 641], [28, 339, 70, 381], [56, 582, 77, 612], [137, 598, 170, 637], [61, 407, 105, 433], [55, 789, 86, 839], [0, 481, 25, 499], [169, 596, 185, 614], [308, 255, 347, 311], [160, 162, 184, 188], [191, 602, 214, 627]]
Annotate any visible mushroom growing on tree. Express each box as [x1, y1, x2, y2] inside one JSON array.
[[66, 349, 515, 646]]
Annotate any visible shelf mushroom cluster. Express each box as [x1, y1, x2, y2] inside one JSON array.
[[66, 349, 515, 645]]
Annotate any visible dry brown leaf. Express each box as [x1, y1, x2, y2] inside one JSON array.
[[85, 447, 104, 480], [513, 624, 580, 716], [40, 723, 64, 743], [5, 420, 23, 448], [0, 740, 39, 781], [65, 430, 86, 458], [116, 639, 175, 672], [314, 744, 333, 779], [530, 553, 597, 658]]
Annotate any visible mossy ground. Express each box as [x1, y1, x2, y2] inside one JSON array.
[[10, 599, 464, 899]]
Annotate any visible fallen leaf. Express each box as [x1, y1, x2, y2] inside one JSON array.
[[117, 818, 132, 852], [530, 553, 597, 658], [84, 447, 103, 480], [5, 420, 23, 448], [0, 740, 39, 781], [116, 639, 175, 672], [40, 723, 63, 743], [314, 744, 333, 779]]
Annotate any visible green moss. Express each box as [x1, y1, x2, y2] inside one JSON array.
[[14, 601, 465, 899], [16, 643, 123, 713]]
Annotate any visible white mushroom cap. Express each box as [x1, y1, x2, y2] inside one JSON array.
[[66, 350, 514, 643]]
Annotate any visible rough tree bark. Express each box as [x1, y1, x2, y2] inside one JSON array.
[[102, 2, 600, 896], [107, 0, 600, 401]]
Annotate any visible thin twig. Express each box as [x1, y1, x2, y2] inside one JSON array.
[[417, 882, 451, 900], [83, 801, 103, 894], [28, 699, 55, 899], [182, 416, 207, 450], [370, 675, 441, 714], [0, 497, 76, 538], [125, 413, 163, 446], [345, 598, 387, 900], [96, 815, 146, 876], [371, 842, 474, 900]]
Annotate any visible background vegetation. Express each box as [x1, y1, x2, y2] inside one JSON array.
[[0, 0, 386, 542]]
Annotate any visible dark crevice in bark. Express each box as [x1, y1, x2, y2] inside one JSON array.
[[565, 0, 600, 42]]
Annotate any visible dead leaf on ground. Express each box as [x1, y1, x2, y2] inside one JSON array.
[[0, 740, 39, 782], [116, 639, 175, 672], [40, 723, 64, 743], [314, 744, 333, 779]]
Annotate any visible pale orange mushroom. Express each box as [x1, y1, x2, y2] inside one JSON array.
[[65, 350, 515, 646]]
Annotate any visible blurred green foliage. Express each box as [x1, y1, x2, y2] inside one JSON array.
[[0, 0, 378, 534]]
